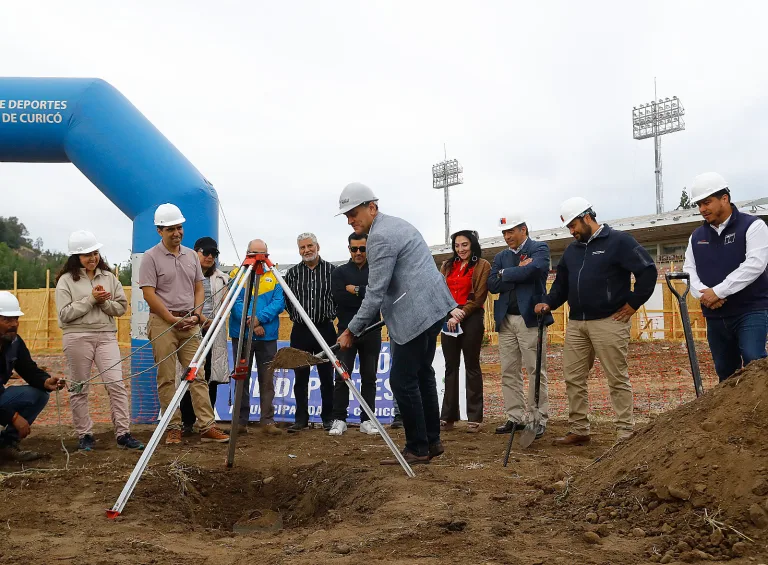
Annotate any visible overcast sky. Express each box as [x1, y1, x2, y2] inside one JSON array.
[[2, 1, 768, 269]]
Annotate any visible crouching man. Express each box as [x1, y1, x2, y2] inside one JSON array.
[[0, 291, 65, 462]]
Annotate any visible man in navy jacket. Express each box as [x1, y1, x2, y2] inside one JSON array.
[[488, 214, 553, 440], [683, 172, 768, 381], [535, 198, 657, 446]]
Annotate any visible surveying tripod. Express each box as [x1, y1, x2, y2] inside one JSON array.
[[107, 252, 414, 519]]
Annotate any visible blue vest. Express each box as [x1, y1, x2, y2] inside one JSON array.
[[690, 206, 768, 318]]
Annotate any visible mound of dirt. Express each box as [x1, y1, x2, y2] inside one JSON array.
[[570, 359, 768, 562]]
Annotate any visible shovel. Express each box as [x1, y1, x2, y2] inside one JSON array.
[[665, 272, 704, 397], [517, 315, 546, 449], [270, 320, 385, 370]]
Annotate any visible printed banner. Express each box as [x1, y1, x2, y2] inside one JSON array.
[[213, 341, 466, 424]]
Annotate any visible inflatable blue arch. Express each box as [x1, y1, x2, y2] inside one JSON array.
[[0, 77, 218, 423]]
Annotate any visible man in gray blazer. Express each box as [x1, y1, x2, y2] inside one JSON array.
[[336, 182, 459, 466]]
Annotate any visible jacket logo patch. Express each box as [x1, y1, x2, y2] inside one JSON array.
[[592, 250, 605, 255], [724, 233, 735, 245]]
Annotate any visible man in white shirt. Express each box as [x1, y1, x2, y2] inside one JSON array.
[[683, 172, 768, 381]]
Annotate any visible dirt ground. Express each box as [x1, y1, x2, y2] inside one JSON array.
[[2, 343, 767, 564]]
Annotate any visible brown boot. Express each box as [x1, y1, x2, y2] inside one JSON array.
[[201, 427, 230, 443], [262, 422, 284, 435], [552, 432, 590, 446], [165, 429, 182, 445], [381, 448, 429, 466]]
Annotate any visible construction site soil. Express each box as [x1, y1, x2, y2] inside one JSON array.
[[2, 351, 768, 564]]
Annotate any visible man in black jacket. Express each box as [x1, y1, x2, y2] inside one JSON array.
[[0, 291, 65, 461], [328, 233, 382, 436], [535, 198, 657, 446]]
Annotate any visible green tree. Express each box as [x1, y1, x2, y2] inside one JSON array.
[[117, 262, 132, 286], [0, 216, 32, 249], [676, 187, 697, 210]]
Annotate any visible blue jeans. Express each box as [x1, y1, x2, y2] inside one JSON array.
[[0, 385, 50, 445], [706, 310, 768, 382], [389, 320, 442, 457]]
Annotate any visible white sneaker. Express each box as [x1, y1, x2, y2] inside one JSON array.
[[359, 420, 379, 435], [328, 420, 347, 436]]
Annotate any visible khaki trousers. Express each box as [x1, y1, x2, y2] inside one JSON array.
[[63, 332, 130, 438], [148, 314, 215, 432], [499, 314, 549, 425], [563, 317, 633, 435]]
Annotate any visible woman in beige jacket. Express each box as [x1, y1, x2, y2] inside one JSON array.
[[55, 231, 143, 452]]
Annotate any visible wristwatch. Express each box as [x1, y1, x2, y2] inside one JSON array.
[[354, 286, 360, 296]]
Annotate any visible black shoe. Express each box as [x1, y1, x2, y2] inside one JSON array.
[[495, 421, 523, 434], [182, 425, 195, 437], [0, 443, 44, 462], [117, 433, 145, 451], [535, 425, 546, 440], [78, 434, 96, 451], [287, 423, 308, 434], [390, 415, 403, 429], [428, 440, 444, 460], [322, 420, 333, 431]]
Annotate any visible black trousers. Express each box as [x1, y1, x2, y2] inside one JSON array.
[[180, 344, 215, 428], [390, 319, 442, 457], [332, 329, 382, 422], [290, 321, 336, 426], [440, 310, 485, 423]]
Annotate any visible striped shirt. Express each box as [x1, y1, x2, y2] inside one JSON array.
[[284, 258, 337, 324]]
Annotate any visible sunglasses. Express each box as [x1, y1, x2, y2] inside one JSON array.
[[349, 246, 367, 253], [198, 249, 219, 258]]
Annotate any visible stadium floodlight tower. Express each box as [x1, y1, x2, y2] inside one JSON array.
[[432, 148, 464, 245], [632, 85, 685, 215]]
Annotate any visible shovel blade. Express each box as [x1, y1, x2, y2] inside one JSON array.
[[518, 411, 541, 449], [517, 425, 536, 449], [269, 347, 327, 370]]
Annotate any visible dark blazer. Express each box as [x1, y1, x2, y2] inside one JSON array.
[[488, 238, 554, 329]]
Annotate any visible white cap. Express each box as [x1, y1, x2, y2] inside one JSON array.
[[0, 291, 24, 317], [690, 172, 729, 203], [67, 230, 103, 255], [498, 214, 526, 231], [560, 196, 593, 227], [337, 182, 379, 216], [154, 203, 186, 226]]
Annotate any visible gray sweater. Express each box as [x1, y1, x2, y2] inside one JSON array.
[[55, 269, 127, 334]]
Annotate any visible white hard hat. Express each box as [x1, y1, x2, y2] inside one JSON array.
[[154, 203, 186, 226], [690, 172, 729, 203], [0, 291, 24, 317], [560, 197, 593, 227], [498, 214, 526, 231], [67, 230, 103, 255], [336, 182, 379, 216]]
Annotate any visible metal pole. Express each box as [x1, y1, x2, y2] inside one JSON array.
[[655, 134, 663, 215], [226, 270, 261, 468], [444, 185, 450, 245], [267, 265, 416, 478], [107, 265, 252, 518], [653, 78, 663, 215]]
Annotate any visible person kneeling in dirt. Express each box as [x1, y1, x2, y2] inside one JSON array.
[[534, 198, 657, 446], [0, 292, 66, 462]]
